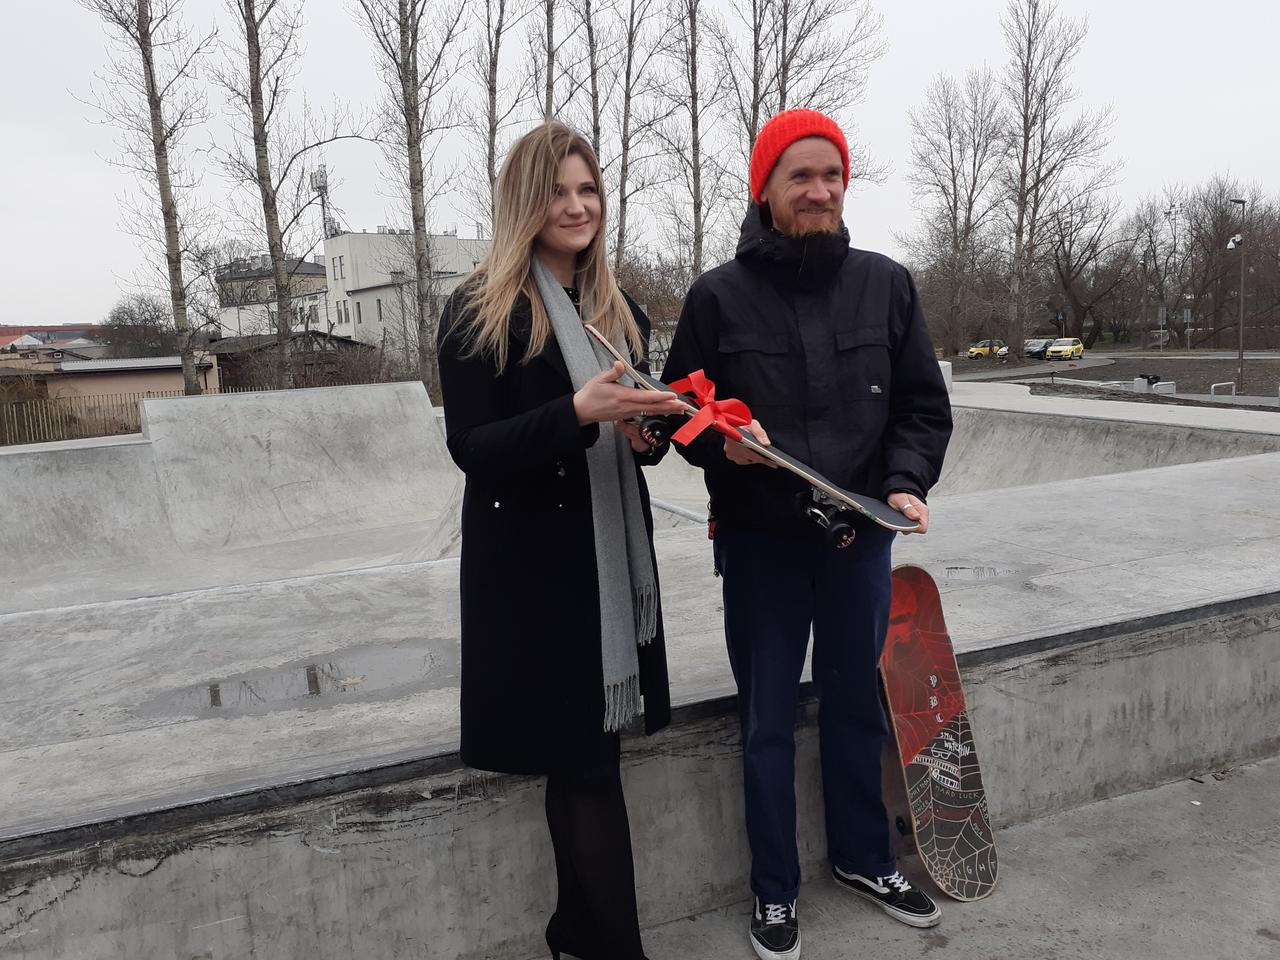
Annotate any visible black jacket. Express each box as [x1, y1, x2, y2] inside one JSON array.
[[436, 287, 671, 776], [662, 205, 952, 539]]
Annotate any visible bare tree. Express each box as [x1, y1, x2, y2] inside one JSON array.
[[714, 0, 882, 186], [659, 0, 727, 277], [79, 0, 214, 394], [1048, 176, 1135, 346], [712, 0, 773, 160], [999, 0, 1110, 359], [907, 68, 1004, 356], [469, 0, 532, 233], [103, 292, 182, 357], [354, 0, 465, 401], [611, 0, 669, 271], [218, 0, 368, 389]]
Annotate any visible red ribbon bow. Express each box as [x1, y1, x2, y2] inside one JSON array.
[[665, 369, 753, 446]]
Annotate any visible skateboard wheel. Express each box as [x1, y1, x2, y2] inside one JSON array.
[[896, 815, 912, 837], [637, 416, 670, 446]]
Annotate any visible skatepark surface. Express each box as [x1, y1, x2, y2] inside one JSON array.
[[2, 380, 1278, 958], [641, 755, 1280, 960]]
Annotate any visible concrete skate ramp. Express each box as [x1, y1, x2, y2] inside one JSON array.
[[142, 384, 457, 551], [0, 383, 462, 610], [934, 405, 1280, 495]]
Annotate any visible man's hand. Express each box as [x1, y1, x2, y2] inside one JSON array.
[[887, 492, 929, 534], [725, 419, 777, 467]]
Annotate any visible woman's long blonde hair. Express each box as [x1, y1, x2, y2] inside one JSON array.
[[460, 121, 642, 370]]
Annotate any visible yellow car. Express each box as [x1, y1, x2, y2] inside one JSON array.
[[1046, 338, 1084, 360], [966, 339, 1006, 359]]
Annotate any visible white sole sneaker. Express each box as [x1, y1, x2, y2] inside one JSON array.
[[840, 883, 941, 928], [750, 930, 802, 960]]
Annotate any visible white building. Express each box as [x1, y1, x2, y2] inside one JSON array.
[[214, 255, 332, 338], [321, 228, 490, 358]]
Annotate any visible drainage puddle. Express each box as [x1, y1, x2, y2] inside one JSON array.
[[134, 640, 458, 719]]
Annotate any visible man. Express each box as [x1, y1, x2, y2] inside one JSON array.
[[662, 108, 952, 960]]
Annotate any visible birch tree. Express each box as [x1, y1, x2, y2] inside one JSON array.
[[354, 0, 465, 400], [79, 0, 214, 394], [218, 0, 367, 388], [659, 0, 725, 278], [470, 0, 532, 232]]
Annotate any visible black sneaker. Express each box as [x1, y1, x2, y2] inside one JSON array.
[[749, 896, 801, 960], [832, 867, 942, 928]]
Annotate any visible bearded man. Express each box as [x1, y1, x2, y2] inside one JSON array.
[[662, 109, 953, 960]]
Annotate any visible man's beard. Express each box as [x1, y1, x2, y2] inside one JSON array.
[[791, 211, 842, 237]]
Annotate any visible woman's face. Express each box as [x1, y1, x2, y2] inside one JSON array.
[[534, 152, 601, 260]]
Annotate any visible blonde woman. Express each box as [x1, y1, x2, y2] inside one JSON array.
[[436, 121, 684, 959]]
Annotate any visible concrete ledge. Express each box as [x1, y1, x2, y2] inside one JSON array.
[[5, 591, 1277, 958]]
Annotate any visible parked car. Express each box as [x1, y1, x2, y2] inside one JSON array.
[[1024, 338, 1054, 359], [1045, 337, 1085, 360], [996, 344, 1009, 358], [966, 339, 1006, 359]]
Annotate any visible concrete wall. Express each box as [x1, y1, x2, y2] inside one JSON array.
[[4, 594, 1276, 959], [0, 383, 460, 585], [935, 405, 1280, 495]]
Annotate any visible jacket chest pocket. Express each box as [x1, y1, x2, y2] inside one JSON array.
[[717, 330, 795, 405], [835, 327, 891, 402]]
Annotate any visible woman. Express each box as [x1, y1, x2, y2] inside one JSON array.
[[436, 121, 685, 960]]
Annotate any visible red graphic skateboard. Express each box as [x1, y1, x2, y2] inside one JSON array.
[[880, 565, 997, 900]]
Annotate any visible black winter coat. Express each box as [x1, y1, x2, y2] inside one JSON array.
[[662, 205, 952, 540], [436, 288, 672, 776]]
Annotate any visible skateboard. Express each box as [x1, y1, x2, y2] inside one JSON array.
[[880, 564, 997, 900], [584, 324, 920, 538]]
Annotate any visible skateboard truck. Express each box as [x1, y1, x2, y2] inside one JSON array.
[[795, 489, 859, 548]]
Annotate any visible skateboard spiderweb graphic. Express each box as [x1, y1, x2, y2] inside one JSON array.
[[881, 565, 997, 900]]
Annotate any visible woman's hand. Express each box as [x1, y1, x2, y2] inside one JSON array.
[[573, 361, 686, 425]]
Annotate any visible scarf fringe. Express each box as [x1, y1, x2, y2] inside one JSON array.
[[633, 583, 657, 647], [603, 674, 642, 733]]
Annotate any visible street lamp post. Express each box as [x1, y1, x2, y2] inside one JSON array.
[[1229, 198, 1247, 394]]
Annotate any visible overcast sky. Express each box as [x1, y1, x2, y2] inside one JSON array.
[[2, 0, 1276, 325]]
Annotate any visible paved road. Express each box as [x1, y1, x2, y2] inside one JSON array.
[[951, 355, 1113, 381]]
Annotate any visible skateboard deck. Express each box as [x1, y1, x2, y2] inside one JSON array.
[[880, 564, 997, 900], [584, 323, 920, 534]]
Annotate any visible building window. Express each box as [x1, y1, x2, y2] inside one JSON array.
[[356, 301, 362, 324], [331, 257, 338, 279], [338, 256, 345, 279]]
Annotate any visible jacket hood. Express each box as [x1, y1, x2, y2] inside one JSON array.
[[735, 203, 851, 289]]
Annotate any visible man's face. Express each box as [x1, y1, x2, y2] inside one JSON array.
[[760, 137, 845, 237]]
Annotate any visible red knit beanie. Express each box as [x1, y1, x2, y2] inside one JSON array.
[[749, 109, 849, 204]]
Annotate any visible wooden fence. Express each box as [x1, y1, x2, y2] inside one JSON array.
[[0, 388, 252, 447]]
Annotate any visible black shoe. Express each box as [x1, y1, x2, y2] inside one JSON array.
[[749, 896, 801, 959], [832, 866, 942, 928]]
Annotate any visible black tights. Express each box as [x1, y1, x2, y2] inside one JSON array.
[[544, 764, 646, 960]]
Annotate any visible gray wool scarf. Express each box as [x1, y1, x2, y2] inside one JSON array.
[[531, 258, 658, 731]]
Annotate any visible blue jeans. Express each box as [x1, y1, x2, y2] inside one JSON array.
[[714, 525, 897, 904]]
